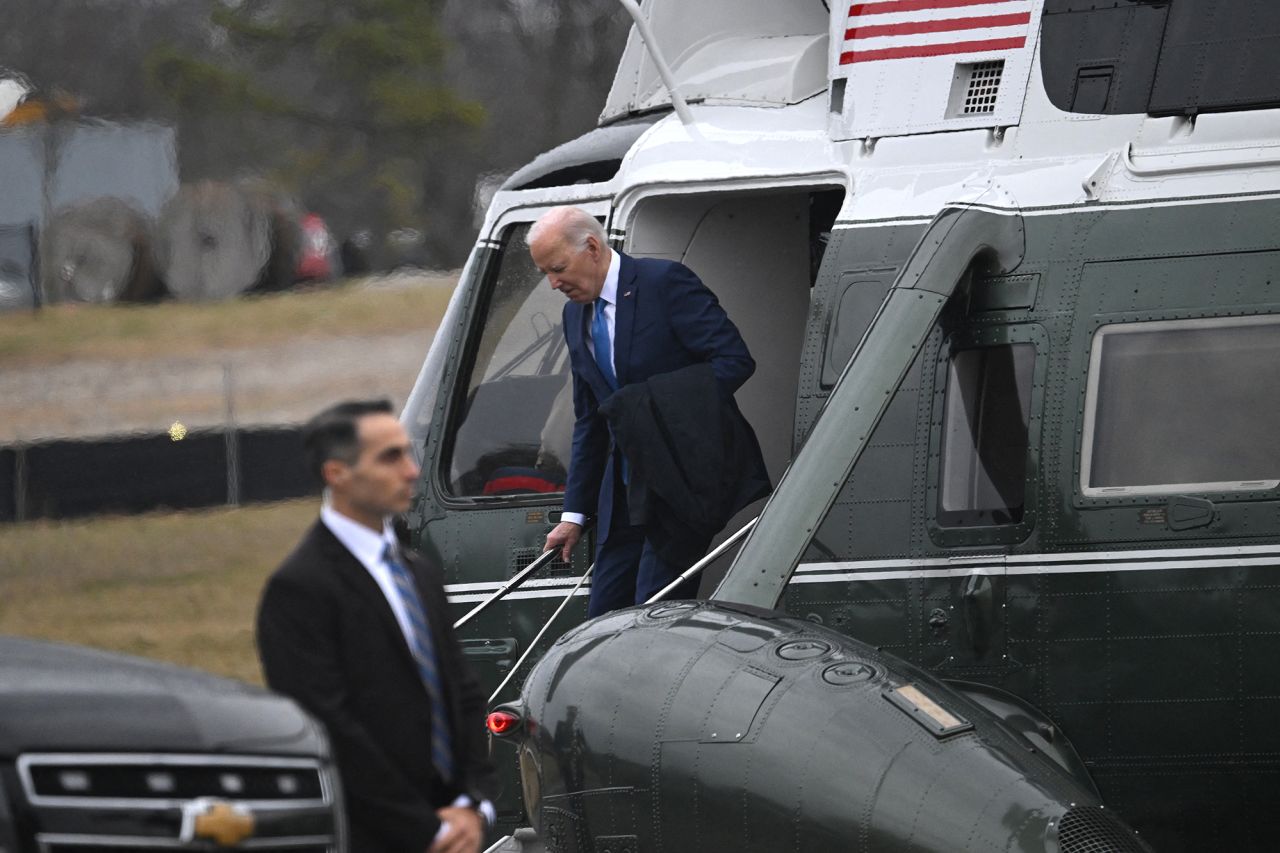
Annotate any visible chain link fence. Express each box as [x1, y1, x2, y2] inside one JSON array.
[[1, 332, 428, 522]]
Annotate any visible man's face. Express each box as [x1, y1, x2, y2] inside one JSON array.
[[329, 413, 420, 519], [531, 232, 605, 304]]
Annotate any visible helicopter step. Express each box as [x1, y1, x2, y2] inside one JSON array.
[[484, 827, 546, 853]]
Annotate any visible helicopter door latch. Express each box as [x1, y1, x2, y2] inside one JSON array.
[[1166, 496, 1215, 531]]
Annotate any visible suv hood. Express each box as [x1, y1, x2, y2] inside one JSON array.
[[0, 636, 325, 758]]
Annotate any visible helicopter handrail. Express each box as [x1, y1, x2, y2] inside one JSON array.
[[453, 519, 595, 630], [643, 516, 758, 605], [488, 562, 595, 705], [482, 517, 756, 704], [453, 548, 557, 630]]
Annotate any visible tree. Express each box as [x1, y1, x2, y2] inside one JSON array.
[[1, 0, 632, 268], [148, 0, 486, 267]]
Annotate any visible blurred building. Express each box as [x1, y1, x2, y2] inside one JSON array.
[[0, 86, 178, 308]]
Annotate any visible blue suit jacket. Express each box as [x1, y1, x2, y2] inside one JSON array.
[[562, 252, 756, 538]]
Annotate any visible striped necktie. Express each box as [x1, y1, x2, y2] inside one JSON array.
[[382, 544, 455, 784]]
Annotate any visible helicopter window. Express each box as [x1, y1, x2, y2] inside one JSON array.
[[442, 222, 572, 498], [938, 343, 1035, 526], [1082, 316, 1280, 496], [822, 275, 892, 388]]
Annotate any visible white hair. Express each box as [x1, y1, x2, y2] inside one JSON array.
[[526, 206, 606, 251]]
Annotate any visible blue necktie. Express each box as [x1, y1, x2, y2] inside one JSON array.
[[591, 298, 618, 390], [382, 544, 455, 784], [592, 297, 631, 483]]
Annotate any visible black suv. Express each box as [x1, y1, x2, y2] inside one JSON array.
[[0, 635, 344, 851]]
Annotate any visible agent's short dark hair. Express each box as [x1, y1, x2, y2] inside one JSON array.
[[302, 399, 394, 485]]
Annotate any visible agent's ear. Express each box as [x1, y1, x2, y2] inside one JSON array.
[[321, 458, 351, 490]]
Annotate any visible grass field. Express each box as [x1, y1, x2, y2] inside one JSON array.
[[0, 272, 456, 366], [0, 273, 457, 683], [0, 500, 318, 684]]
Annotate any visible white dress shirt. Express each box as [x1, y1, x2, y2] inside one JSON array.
[[318, 503, 496, 836], [320, 504, 414, 641], [563, 249, 621, 529]]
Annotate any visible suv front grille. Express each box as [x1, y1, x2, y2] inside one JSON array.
[[25, 756, 324, 803], [17, 753, 339, 852]]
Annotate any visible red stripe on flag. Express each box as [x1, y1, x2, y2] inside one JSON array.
[[849, 0, 1022, 17], [847, 12, 1029, 40], [840, 36, 1026, 64]]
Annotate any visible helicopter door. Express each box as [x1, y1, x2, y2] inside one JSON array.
[[413, 209, 606, 694]]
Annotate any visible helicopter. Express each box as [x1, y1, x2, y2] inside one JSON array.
[[402, 0, 1280, 849]]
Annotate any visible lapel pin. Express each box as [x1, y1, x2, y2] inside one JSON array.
[[624, 290, 632, 297]]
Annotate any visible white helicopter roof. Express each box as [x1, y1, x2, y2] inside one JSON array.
[[584, 0, 1280, 228], [601, 0, 829, 121]]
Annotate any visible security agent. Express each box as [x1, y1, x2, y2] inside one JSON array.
[[257, 399, 495, 853]]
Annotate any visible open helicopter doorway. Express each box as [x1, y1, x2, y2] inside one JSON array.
[[622, 186, 844, 585]]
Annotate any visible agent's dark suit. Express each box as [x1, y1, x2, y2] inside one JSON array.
[[563, 252, 762, 615], [257, 521, 494, 853]]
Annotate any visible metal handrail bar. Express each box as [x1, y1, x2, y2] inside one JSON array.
[[643, 517, 758, 605], [454, 519, 595, 630], [488, 563, 595, 705], [454, 547, 558, 630]]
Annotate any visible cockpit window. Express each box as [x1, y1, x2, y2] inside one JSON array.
[[1081, 317, 1280, 496], [938, 343, 1035, 526], [442, 222, 572, 498]]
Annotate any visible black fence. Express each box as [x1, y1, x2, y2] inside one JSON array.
[[0, 426, 318, 523]]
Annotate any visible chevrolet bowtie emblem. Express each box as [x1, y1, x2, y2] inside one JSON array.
[[183, 798, 256, 847]]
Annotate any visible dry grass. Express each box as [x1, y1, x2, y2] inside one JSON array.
[[0, 500, 319, 684], [0, 273, 456, 367], [0, 274, 459, 682]]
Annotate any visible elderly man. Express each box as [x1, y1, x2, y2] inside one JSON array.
[[257, 399, 494, 853], [530, 206, 768, 617]]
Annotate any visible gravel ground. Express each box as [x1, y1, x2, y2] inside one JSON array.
[[1, 327, 437, 443]]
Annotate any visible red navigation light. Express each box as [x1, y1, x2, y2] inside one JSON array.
[[487, 710, 522, 736]]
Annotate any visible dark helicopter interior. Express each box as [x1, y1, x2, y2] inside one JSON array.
[[441, 187, 845, 534], [624, 186, 845, 585], [625, 188, 843, 483], [444, 221, 573, 498]]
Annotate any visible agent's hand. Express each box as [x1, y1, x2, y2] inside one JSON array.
[[429, 806, 483, 853], [544, 520, 582, 562]]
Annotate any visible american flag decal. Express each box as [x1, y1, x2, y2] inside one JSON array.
[[840, 0, 1031, 65]]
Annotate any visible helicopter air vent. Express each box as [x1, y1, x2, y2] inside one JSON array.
[[948, 60, 1005, 118], [1054, 805, 1152, 853], [510, 546, 573, 578]]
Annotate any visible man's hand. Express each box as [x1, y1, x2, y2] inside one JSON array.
[[428, 806, 483, 853], [544, 520, 582, 562]]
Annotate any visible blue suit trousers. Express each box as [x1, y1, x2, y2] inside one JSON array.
[[587, 474, 706, 618]]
